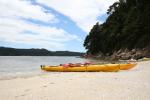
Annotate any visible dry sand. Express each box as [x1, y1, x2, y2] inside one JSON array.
[[0, 61, 150, 100]]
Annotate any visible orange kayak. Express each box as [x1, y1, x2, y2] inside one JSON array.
[[119, 63, 137, 70], [41, 63, 137, 72]]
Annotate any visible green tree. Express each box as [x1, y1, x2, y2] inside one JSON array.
[[84, 0, 150, 55]]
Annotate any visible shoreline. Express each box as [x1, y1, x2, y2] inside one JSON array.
[[0, 60, 136, 81], [0, 59, 148, 80], [0, 61, 150, 100]]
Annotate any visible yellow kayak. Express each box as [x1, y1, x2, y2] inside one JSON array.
[[143, 58, 150, 61], [41, 63, 137, 72], [119, 63, 137, 70]]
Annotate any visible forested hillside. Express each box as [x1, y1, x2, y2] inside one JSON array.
[[0, 47, 84, 56], [84, 0, 150, 60]]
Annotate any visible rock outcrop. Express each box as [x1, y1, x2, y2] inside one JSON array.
[[110, 47, 150, 60]]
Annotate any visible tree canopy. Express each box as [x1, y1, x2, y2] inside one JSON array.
[[84, 0, 150, 55]]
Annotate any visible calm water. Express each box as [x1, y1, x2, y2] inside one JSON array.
[[0, 56, 106, 79]]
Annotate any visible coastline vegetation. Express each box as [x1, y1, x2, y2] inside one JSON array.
[[84, 0, 150, 60]]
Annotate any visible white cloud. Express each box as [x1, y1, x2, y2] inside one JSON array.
[[0, 18, 78, 50], [0, 0, 79, 50], [37, 0, 117, 32], [0, 0, 57, 22]]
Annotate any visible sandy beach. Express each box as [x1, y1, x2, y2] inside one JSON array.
[[0, 61, 150, 100]]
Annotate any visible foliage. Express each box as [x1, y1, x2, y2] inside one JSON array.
[[84, 0, 150, 55]]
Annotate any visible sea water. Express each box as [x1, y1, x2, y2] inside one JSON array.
[[0, 56, 106, 80]]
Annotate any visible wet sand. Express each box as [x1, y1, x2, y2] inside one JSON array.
[[0, 61, 150, 100]]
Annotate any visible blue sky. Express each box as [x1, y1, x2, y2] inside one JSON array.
[[0, 0, 117, 52]]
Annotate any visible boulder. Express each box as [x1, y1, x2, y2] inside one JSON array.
[[133, 52, 143, 60]]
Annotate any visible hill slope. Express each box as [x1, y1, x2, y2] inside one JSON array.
[[0, 47, 84, 56], [84, 0, 150, 60]]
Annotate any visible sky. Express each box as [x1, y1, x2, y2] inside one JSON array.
[[0, 0, 117, 52]]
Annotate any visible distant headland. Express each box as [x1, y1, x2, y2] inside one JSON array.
[[0, 47, 84, 56]]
